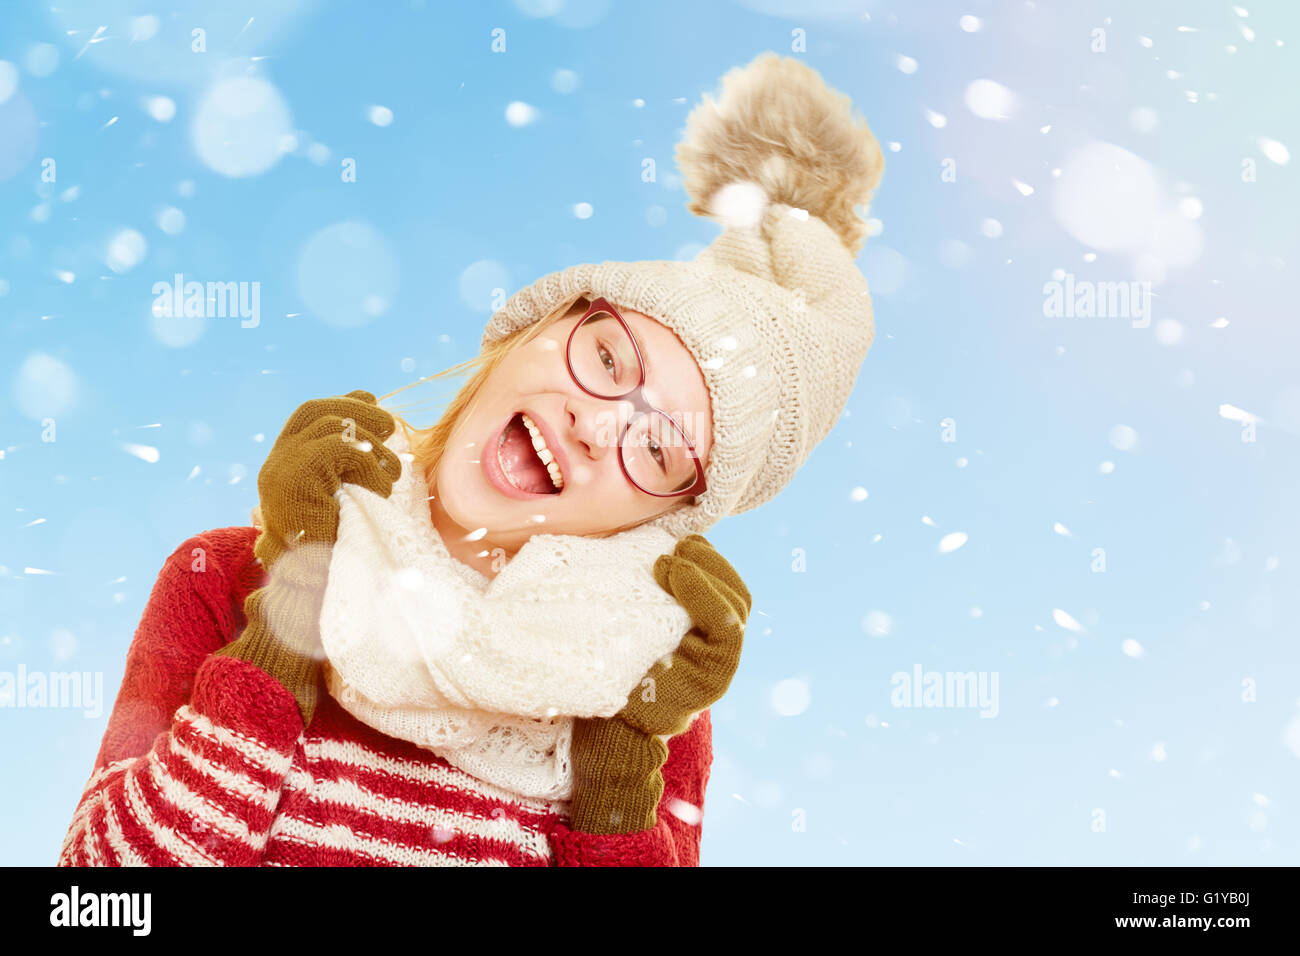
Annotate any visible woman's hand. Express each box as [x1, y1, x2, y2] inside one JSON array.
[[252, 390, 401, 572], [568, 534, 751, 834], [630, 534, 751, 733], [216, 390, 400, 728]]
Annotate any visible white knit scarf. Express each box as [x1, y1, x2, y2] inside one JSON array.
[[318, 428, 694, 802]]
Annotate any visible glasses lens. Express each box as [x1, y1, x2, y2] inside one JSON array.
[[569, 311, 641, 398], [622, 411, 699, 496]]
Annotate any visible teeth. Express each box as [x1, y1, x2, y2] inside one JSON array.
[[520, 413, 564, 490]]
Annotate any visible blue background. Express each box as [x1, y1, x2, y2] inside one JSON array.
[[2, 0, 1298, 865]]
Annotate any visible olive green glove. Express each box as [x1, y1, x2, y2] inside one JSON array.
[[215, 391, 400, 728], [568, 534, 751, 834]]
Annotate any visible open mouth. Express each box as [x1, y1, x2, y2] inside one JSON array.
[[497, 412, 564, 495]]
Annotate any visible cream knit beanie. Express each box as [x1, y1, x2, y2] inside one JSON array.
[[480, 52, 884, 539]]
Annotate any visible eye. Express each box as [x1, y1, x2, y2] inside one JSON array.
[[596, 341, 617, 379], [648, 421, 676, 473]]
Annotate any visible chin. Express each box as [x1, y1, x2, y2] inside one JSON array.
[[427, 468, 469, 521], [436, 475, 525, 535]]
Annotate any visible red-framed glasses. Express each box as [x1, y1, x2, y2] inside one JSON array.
[[563, 296, 708, 499]]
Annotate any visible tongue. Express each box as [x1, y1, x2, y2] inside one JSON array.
[[499, 415, 555, 494]]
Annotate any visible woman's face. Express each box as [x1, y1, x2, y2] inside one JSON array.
[[428, 303, 713, 556]]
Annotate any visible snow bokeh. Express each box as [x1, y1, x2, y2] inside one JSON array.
[[459, 259, 511, 314], [0, 89, 38, 180], [296, 221, 399, 327], [964, 78, 1016, 120], [13, 352, 79, 420], [1051, 141, 1206, 283], [505, 101, 538, 126], [156, 207, 186, 235], [142, 95, 176, 123], [192, 76, 293, 178], [1, 0, 1297, 870], [0, 60, 19, 101], [105, 229, 147, 274], [550, 69, 579, 94], [150, 301, 207, 348]]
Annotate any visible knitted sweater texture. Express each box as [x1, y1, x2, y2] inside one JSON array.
[[56, 527, 714, 867]]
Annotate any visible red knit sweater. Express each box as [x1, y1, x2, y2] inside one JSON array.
[[56, 526, 714, 867]]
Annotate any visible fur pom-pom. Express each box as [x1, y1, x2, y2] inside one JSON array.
[[675, 52, 884, 257]]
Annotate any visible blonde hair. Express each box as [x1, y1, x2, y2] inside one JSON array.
[[378, 296, 689, 540]]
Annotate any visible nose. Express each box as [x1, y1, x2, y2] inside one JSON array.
[[566, 393, 635, 460]]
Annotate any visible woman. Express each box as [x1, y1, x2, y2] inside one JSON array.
[[55, 51, 883, 866]]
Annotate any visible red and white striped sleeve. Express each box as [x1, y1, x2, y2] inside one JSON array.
[[57, 529, 303, 867]]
